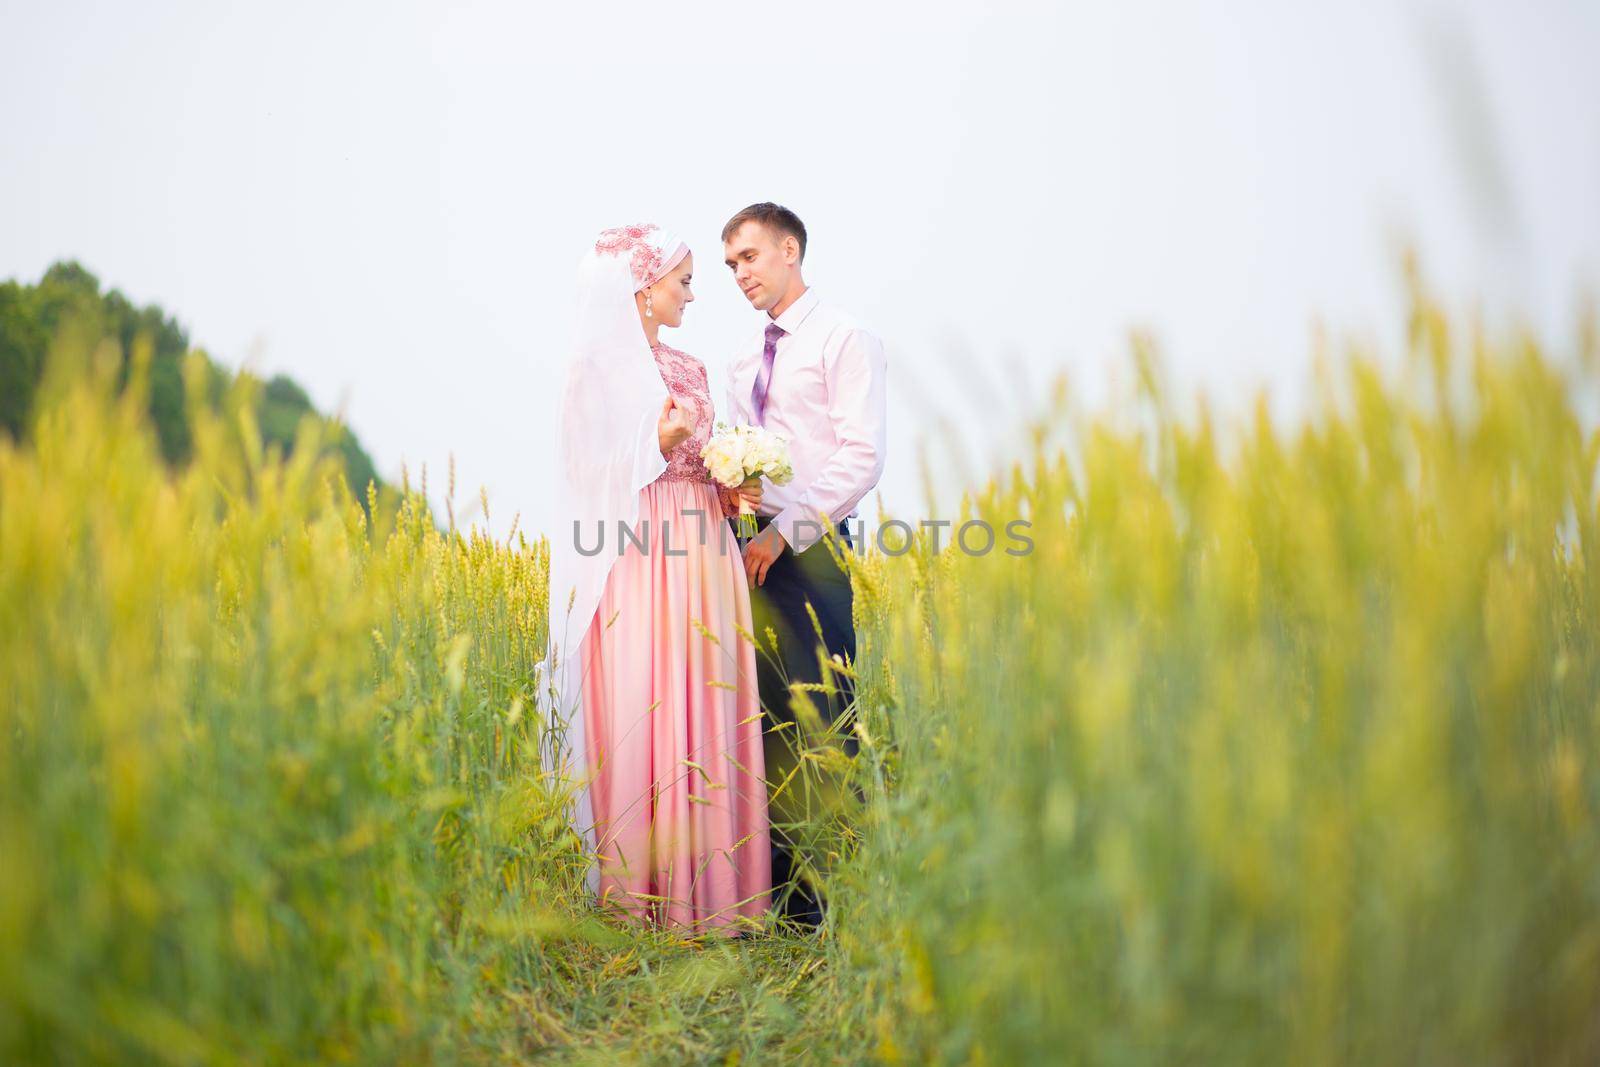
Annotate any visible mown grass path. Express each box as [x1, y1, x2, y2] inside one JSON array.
[[491, 931, 833, 1064]]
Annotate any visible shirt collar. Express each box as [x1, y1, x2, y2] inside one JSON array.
[[769, 286, 819, 335]]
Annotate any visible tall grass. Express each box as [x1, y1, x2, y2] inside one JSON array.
[[0, 333, 589, 1062], [2, 276, 1597, 1064], [818, 273, 1600, 1064]]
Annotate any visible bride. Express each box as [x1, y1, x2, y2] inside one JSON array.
[[545, 223, 771, 936]]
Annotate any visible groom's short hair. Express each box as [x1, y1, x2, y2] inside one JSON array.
[[721, 203, 807, 262]]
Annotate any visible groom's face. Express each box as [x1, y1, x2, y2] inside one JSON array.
[[723, 221, 797, 313]]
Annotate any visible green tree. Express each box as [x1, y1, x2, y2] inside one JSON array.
[[0, 261, 383, 500]]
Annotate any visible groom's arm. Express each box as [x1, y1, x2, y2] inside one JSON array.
[[722, 364, 748, 522], [770, 327, 887, 552], [724, 372, 744, 431]]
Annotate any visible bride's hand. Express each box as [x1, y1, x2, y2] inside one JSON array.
[[657, 396, 692, 456], [736, 475, 762, 510]]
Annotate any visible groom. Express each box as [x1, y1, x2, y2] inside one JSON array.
[[720, 202, 888, 926]]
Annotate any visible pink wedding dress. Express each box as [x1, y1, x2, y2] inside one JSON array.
[[578, 339, 772, 935]]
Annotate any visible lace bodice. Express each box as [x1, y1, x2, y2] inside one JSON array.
[[651, 341, 718, 484]]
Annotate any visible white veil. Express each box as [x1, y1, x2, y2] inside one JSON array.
[[544, 224, 688, 896]]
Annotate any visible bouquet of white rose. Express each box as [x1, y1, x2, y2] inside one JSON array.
[[699, 422, 795, 539]]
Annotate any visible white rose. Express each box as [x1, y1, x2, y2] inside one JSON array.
[[699, 427, 749, 488], [745, 430, 793, 485]]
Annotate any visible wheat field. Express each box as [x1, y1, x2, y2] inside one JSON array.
[[2, 275, 1598, 1064]]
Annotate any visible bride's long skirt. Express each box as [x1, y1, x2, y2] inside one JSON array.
[[579, 478, 772, 934]]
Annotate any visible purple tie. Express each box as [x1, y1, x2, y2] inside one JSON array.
[[751, 322, 785, 424]]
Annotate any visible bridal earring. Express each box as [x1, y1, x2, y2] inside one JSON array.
[[644, 291, 654, 318]]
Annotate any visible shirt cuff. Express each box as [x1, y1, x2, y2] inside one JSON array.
[[771, 503, 833, 553]]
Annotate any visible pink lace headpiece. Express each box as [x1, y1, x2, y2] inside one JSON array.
[[593, 223, 689, 292]]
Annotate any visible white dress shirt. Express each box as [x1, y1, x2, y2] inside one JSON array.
[[726, 287, 888, 553]]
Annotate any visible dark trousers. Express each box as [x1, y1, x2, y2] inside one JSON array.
[[738, 516, 858, 926]]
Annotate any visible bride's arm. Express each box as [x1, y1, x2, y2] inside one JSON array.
[[715, 478, 762, 519]]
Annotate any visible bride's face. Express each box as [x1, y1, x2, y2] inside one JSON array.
[[640, 254, 695, 328]]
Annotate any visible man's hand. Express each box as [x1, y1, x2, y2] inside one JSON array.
[[742, 522, 786, 587]]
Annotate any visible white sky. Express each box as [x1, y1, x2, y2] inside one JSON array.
[[3, 1, 1597, 537]]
